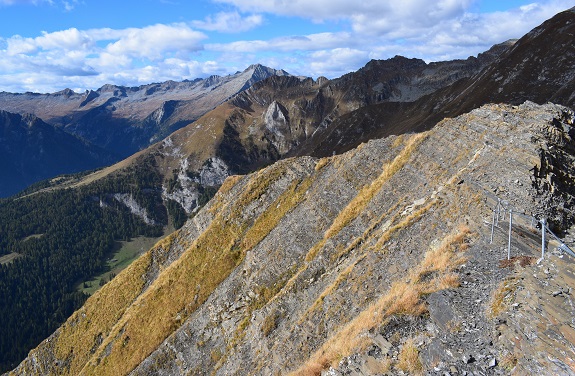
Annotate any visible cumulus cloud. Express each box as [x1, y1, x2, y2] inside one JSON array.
[[1, 0, 573, 93], [0, 23, 207, 92], [192, 11, 264, 33], [105, 24, 206, 59], [207, 0, 574, 76], [214, 0, 471, 32], [308, 48, 370, 77]]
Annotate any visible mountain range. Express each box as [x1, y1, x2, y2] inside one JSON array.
[[0, 64, 288, 197], [1, 6, 575, 376], [0, 110, 116, 197]]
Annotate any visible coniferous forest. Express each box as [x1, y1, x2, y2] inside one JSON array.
[[0, 160, 174, 372]]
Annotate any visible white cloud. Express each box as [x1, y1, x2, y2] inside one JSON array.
[[192, 11, 264, 33], [36, 28, 93, 50], [214, 0, 472, 32], [0, 0, 573, 93], [207, 31, 353, 53], [308, 48, 369, 77], [207, 0, 574, 72], [0, 23, 208, 92], [105, 23, 206, 59]]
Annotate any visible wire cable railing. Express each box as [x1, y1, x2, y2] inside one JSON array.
[[488, 197, 575, 260]]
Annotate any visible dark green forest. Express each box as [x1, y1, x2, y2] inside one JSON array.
[[0, 159, 176, 373]]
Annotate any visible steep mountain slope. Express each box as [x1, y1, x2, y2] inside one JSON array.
[[9, 102, 575, 375], [0, 110, 115, 197], [0, 64, 289, 158], [66, 41, 509, 215], [92, 5, 572, 217], [301, 6, 575, 157]]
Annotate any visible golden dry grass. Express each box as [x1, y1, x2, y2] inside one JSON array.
[[289, 225, 473, 375], [305, 133, 428, 263], [53, 248, 156, 375], [397, 338, 423, 375], [323, 132, 428, 241], [242, 177, 312, 251], [487, 278, 518, 319], [43, 162, 311, 376], [314, 157, 331, 171]]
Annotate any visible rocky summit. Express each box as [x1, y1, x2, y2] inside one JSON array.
[[9, 101, 575, 375]]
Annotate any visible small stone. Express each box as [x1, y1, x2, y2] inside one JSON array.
[[488, 358, 497, 368], [463, 354, 475, 364], [450, 365, 458, 374]]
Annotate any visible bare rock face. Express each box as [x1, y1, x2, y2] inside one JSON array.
[[264, 100, 292, 154], [10, 102, 575, 376]]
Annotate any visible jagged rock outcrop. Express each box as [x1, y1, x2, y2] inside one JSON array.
[[9, 102, 575, 376]]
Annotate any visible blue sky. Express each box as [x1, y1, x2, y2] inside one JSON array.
[[0, 0, 573, 93]]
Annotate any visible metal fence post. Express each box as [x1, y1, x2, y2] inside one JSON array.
[[490, 207, 496, 244], [495, 198, 501, 227], [541, 218, 546, 258], [508, 209, 513, 260]]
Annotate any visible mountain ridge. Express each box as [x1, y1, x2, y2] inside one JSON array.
[[0, 64, 290, 159]]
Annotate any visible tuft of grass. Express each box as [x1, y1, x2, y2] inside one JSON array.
[[314, 157, 331, 171], [391, 134, 406, 148], [500, 352, 518, 371], [261, 309, 284, 337], [210, 348, 223, 363], [414, 224, 470, 282], [487, 278, 518, 319], [242, 177, 312, 251], [397, 338, 423, 375], [385, 282, 427, 317]]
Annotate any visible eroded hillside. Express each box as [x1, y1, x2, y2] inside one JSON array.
[[10, 101, 575, 375]]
